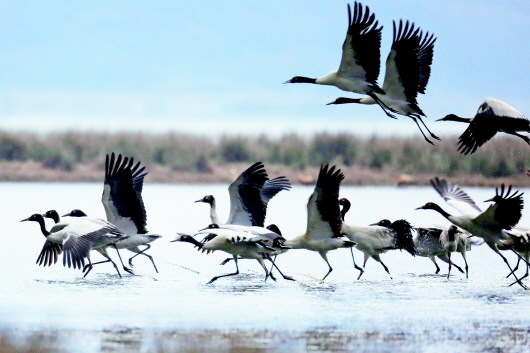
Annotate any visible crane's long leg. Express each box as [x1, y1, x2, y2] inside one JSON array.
[[127, 245, 158, 273], [357, 253, 372, 280], [508, 250, 530, 287], [410, 116, 435, 145], [267, 255, 277, 281], [508, 131, 530, 146], [267, 255, 294, 281], [256, 257, 272, 282], [523, 254, 530, 281], [366, 93, 439, 144], [83, 252, 119, 278], [319, 251, 333, 281], [84, 249, 122, 278], [461, 252, 469, 279], [430, 256, 441, 274], [488, 244, 527, 289], [523, 257, 530, 282], [512, 250, 530, 268], [83, 257, 110, 275], [506, 257, 521, 278], [113, 245, 134, 275], [83, 255, 97, 278], [208, 255, 239, 284], [373, 254, 392, 280], [437, 254, 464, 274], [368, 93, 397, 119], [221, 255, 293, 281], [446, 252, 452, 279], [106, 248, 124, 277], [350, 248, 364, 279], [413, 114, 440, 140]]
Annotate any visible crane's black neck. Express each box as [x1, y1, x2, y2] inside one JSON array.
[[442, 114, 472, 123], [299, 76, 316, 83], [448, 227, 457, 242], [287, 76, 317, 84], [49, 212, 60, 223], [430, 203, 452, 220], [328, 97, 362, 105], [36, 217, 51, 237], [340, 199, 351, 221]]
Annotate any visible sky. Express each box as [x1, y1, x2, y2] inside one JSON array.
[[0, 1, 529, 138]]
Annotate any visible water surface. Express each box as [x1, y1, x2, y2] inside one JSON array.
[[1, 182, 530, 352]]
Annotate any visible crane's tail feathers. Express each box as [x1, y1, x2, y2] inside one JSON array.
[[389, 219, 416, 256], [343, 240, 356, 248]]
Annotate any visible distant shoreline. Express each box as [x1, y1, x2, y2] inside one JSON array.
[[1, 160, 529, 188], [1, 130, 529, 187]]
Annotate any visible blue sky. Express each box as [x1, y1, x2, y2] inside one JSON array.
[[0, 1, 529, 138]]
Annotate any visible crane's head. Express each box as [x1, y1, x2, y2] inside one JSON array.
[[283, 76, 316, 84], [339, 198, 351, 221], [62, 209, 88, 217], [195, 195, 215, 205], [415, 202, 438, 211], [436, 114, 470, 123], [43, 210, 60, 223], [370, 219, 391, 227], [21, 213, 45, 223]]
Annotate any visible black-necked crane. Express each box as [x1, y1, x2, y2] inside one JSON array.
[[416, 177, 527, 288], [284, 2, 384, 96], [21, 213, 128, 277], [500, 170, 530, 280], [61, 209, 135, 275], [214, 223, 294, 281], [282, 164, 355, 281], [499, 228, 530, 284], [195, 162, 290, 279], [173, 224, 287, 284], [339, 199, 415, 279], [195, 161, 291, 227], [31, 209, 64, 267], [411, 225, 465, 275], [437, 98, 530, 154], [327, 20, 438, 145], [62, 153, 161, 273], [439, 225, 470, 279], [101, 152, 162, 273]]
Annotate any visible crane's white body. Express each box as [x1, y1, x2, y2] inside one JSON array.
[[315, 71, 376, 94], [342, 224, 394, 257]]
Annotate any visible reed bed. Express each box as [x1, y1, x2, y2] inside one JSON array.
[[0, 130, 528, 186]]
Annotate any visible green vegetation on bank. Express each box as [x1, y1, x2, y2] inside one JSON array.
[[0, 130, 528, 184]]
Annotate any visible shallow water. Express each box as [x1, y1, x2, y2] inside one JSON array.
[[1, 182, 530, 352]]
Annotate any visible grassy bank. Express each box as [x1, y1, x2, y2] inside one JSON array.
[[0, 330, 58, 353], [1, 130, 529, 186]]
